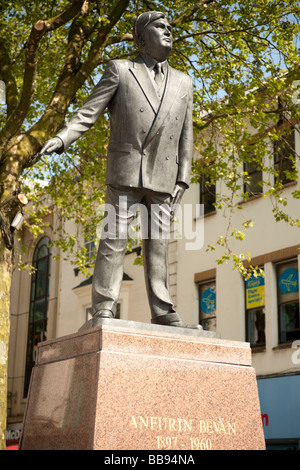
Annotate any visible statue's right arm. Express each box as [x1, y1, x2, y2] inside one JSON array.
[[42, 61, 119, 154]]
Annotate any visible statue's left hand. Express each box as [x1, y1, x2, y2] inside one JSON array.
[[170, 182, 187, 219]]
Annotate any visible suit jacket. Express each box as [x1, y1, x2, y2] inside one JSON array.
[[56, 54, 194, 195]]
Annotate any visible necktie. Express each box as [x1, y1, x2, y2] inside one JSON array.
[[154, 62, 163, 89]]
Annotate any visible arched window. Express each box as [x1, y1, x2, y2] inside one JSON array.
[[24, 236, 52, 397]]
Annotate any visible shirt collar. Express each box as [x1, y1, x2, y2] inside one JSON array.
[[140, 52, 167, 74]]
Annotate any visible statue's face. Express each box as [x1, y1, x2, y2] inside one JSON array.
[[141, 17, 173, 61]]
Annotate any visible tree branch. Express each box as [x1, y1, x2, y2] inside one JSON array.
[[0, 0, 131, 176], [55, 6, 96, 89], [78, 0, 131, 80], [0, 0, 86, 153], [171, 0, 216, 27], [0, 38, 19, 117], [106, 33, 134, 46]]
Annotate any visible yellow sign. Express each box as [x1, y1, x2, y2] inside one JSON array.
[[246, 275, 265, 310]]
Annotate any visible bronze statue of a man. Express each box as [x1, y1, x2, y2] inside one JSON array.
[[42, 11, 201, 329]]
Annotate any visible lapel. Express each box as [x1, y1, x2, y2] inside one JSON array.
[[129, 56, 184, 147], [129, 55, 161, 114], [144, 65, 183, 147]]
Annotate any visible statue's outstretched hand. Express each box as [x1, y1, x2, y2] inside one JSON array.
[[41, 137, 64, 155]]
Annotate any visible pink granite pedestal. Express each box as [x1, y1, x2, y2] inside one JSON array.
[[20, 320, 265, 450]]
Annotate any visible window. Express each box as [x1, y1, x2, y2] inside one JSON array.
[[245, 272, 265, 348], [277, 259, 299, 343], [199, 175, 216, 215], [84, 230, 96, 263], [274, 129, 296, 185], [24, 237, 52, 397], [199, 280, 216, 331], [243, 159, 263, 196]]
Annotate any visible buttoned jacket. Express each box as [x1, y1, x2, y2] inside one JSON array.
[[56, 54, 194, 194]]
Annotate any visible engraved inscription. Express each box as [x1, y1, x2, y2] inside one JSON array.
[[129, 416, 193, 432], [129, 415, 237, 450]]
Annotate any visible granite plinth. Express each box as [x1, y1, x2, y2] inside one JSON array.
[[20, 321, 265, 450]]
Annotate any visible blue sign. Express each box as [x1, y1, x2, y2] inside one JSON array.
[[279, 268, 299, 295], [245, 274, 264, 290], [258, 375, 300, 440], [200, 288, 216, 314]]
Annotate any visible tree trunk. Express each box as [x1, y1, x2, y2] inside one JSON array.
[[0, 238, 12, 450]]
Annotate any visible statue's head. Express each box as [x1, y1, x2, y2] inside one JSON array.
[[133, 11, 173, 62]]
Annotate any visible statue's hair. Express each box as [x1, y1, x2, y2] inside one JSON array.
[[133, 11, 166, 46]]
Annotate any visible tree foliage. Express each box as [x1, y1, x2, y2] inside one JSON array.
[[0, 0, 300, 448]]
